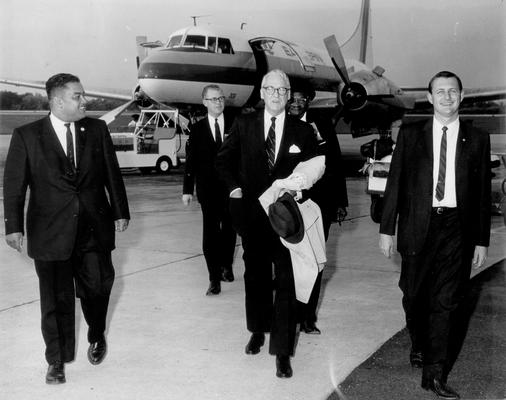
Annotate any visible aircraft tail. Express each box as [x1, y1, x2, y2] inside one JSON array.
[[341, 0, 373, 66]]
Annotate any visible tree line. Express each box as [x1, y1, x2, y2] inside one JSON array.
[[0, 91, 124, 110], [1, 89, 503, 114]]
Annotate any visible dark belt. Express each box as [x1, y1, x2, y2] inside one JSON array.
[[432, 206, 457, 215]]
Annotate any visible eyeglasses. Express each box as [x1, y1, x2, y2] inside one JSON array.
[[262, 86, 290, 96], [204, 96, 226, 103]]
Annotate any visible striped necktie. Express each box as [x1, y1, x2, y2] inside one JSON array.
[[435, 126, 447, 201], [266, 117, 276, 170]]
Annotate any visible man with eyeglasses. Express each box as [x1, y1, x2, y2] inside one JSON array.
[[183, 84, 237, 296], [216, 69, 318, 378], [3, 73, 130, 384], [379, 71, 490, 399], [288, 83, 348, 335]]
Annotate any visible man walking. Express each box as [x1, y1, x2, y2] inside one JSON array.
[[216, 69, 317, 378], [182, 84, 236, 295], [288, 83, 348, 334], [3, 73, 130, 384], [379, 71, 490, 399]]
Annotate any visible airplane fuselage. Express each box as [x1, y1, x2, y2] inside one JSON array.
[[136, 26, 359, 109]]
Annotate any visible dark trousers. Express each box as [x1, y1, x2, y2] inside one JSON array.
[[399, 208, 471, 379], [241, 202, 297, 356], [200, 196, 237, 282], [34, 218, 115, 364], [298, 212, 332, 323]]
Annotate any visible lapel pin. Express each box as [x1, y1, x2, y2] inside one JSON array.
[[80, 127, 85, 131]]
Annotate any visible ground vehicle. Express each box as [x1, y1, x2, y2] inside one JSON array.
[[110, 109, 186, 173]]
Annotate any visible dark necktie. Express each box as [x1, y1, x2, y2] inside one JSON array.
[[266, 117, 276, 170], [214, 119, 222, 147], [435, 126, 447, 201], [64, 123, 76, 168]]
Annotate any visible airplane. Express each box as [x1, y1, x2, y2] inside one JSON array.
[[1, 0, 504, 222], [2, 0, 504, 133]]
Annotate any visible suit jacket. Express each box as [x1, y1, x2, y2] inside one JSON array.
[[305, 113, 348, 215], [3, 115, 130, 261], [183, 114, 232, 202], [380, 118, 491, 255], [216, 111, 317, 202]]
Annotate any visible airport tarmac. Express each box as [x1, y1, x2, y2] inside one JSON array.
[[0, 136, 505, 400]]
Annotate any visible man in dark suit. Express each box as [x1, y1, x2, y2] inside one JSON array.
[[3, 73, 130, 384], [288, 84, 348, 335], [379, 71, 490, 399], [182, 84, 236, 296], [216, 69, 317, 378]]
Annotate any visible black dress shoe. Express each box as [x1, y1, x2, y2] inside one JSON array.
[[206, 280, 221, 295], [422, 377, 460, 399], [46, 361, 65, 384], [276, 355, 293, 378], [245, 333, 265, 355], [300, 321, 321, 335], [409, 349, 424, 368], [221, 268, 234, 282], [87, 338, 107, 365]]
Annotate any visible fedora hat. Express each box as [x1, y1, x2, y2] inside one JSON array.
[[268, 192, 304, 244]]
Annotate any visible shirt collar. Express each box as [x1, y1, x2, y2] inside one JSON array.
[[208, 113, 224, 125], [49, 113, 70, 129], [264, 110, 285, 126], [433, 116, 459, 134]]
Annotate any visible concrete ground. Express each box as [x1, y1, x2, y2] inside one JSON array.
[[1, 165, 505, 400]]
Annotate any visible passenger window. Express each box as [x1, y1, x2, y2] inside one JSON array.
[[207, 37, 217, 52], [217, 38, 234, 54], [167, 35, 182, 48], [184, 35, 206, 48]]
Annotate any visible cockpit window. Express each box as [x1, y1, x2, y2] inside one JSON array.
[[217, 38, 234, 54], [184, 35, 206, 48], [167, 35, 183, 48], [207, 37, 217, 52]]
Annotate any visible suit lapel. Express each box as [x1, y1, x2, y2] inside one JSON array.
[[39, 116, 72, 171], [204, 117, 218, 151], [455, 118, 469, 194], [252, 112, 268, 167]]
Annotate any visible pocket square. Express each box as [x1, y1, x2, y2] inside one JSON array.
[[288, 144, 301, 153]]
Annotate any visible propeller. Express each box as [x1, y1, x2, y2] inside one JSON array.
[[323, 35, 400, 112]]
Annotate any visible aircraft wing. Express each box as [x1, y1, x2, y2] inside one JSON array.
[[405, 87, 506, 108], [309, 92, 416, 110], [0, 78, 132, 101]]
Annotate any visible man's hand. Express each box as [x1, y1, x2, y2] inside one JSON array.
[[472, 245, 488, 269], [336, 207, 347, 225], [379, 233, 394, 258], [6, 232, 23, 252], [182, 194, 193, 205], [115, 219, 129, 232]]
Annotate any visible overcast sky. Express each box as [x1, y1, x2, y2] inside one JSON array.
[[1, 0, 505, 94]]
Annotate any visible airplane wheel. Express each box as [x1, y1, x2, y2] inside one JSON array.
[[139, 167, 152, 175], [370, 195, 384, 224], [156, 156, 172, 174]]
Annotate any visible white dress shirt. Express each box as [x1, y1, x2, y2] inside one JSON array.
[[432, 117, 458, 207], [49, 113, 77, 166], [264, 110, 286, 161], [207, 113, 224, 143]]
